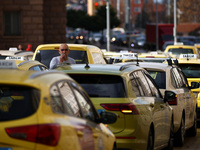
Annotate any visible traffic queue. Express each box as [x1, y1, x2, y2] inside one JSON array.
[[0, 42, 200, 150]]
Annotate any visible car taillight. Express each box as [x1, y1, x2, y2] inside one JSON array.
[[5, 124, 60, 146], [100, 103, 139, 114], [167, 97, 177, 105]]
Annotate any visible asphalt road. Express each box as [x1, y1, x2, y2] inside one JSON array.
[[174, 128, 200, 150]]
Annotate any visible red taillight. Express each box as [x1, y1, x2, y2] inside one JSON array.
[[167, 98, 177, 105], [5, 124, 60, 146], [100, 103, 139, 114]]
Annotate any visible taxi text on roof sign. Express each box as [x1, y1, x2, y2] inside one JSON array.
[[179, 54, 197, 59], [0, 60, 17, 69]]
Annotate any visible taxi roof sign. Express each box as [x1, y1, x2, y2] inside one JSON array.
[[0, 60, 17, 69], [179, 54, 197, 59], [9, 47, 18, 51]]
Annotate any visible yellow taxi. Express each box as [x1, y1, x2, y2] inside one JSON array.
[[0, 49, 33, 61], [32, 44, 107, 69], [177, 54, 200, 123], [0, 60, 116, 150], [56, 63, 176, 150], [164, 44, 200, 58], [137, 60, 199, 146]]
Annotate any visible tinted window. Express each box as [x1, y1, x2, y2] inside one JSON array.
[[148, 71, 166, 89], [179, 64, 200, 78], [0, 85, 40, 121], [168, 48, 193, 55], [69, 74, 126, 98]]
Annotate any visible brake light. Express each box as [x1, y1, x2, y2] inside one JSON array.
[[100, 103, 139, 114], [5, 124, 60, 146], [167, 97, 177, 105]]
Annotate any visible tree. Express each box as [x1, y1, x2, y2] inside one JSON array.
[[135, 9, 151, 29]]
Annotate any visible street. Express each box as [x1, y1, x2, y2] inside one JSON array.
[[174, 128, 200, 150]]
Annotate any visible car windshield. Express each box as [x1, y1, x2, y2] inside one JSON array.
[[179, 64, 200, 78], [69, 74, 126, 98], [168, 48, 194, 55], [0, 85, 40, 121], [148, 71, 166, 89], [35, 49, 88, 68]]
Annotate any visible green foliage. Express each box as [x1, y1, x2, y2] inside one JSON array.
[[135, 10, 151, 29], [66, 5, 121, 32]]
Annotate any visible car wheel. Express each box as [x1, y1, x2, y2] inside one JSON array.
[[165, 119, 174, 150], [187, 111, 197, 137], [175, 117, 185, 146], [147, 128, 154, 150]]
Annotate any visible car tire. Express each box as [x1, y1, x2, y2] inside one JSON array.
[[164, 118, 174, 150], [175, 117, 185, 146], [147, 128, 154, 150], [187, 111, 197, 137]]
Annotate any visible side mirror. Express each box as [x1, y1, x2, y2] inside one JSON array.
[[190, 82, 199, 89], [164, 90, 177, 105], [100, 111, 117, 124]]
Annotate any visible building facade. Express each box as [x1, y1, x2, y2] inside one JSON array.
[[0, 0, 67, 50]]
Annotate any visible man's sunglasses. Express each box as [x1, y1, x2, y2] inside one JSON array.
[[60, 49, 69, 51]]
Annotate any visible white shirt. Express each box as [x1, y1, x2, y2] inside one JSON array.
[[49, 56, 76, 69]]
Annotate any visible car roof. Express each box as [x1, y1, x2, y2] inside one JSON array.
[[0, 67, 71, 89], [35, 43, 103, 53], [135, 62, 174, 71], [55, 64, 143, 76]]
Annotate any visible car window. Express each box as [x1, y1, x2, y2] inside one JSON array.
[[148, 71, 166, 89], [168, 48, 194, 55], [179, 64, 200, 78], [0, 85, 40, 121], [130, 73, 145, 96], [69, 74, 126, 98], [58, 81, 82, 117], [71, 84, 96, 122], [132, 71, 152, 97], [171, 68, 185, 88], [92, 53, 106, 64]]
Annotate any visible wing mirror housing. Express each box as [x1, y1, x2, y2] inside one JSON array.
[[164, 90, 177, 105]]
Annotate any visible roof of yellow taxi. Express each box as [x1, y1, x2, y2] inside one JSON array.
[[0, 69, 71, 88], [136, 62, 172, 71], [165, 44, 197, 51], [55, 64, 143, 75], [35, 43, 103, 53]]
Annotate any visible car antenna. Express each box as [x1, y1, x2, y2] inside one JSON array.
[[85, 61, 90, 69], [135, 53, 139, 66]]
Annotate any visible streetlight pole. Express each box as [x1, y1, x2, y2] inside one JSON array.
[[106, 0, 110, 52], [156, 0, 159, 50], [174, 0, 177, 44]]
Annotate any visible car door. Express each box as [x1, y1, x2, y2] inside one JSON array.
[[132, 70, 170, 147], [69, 81, 108, 150], [178, 68, 196, 127], [172, 67, 192, 127], [55, 80, 96, 150]]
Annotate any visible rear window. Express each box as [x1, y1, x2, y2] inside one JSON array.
[[148, 71, 166, 89], [168, 48, 194, 55], [179, 64, 200, 78], [69, 74, 126, 98], [0, 85, 40, 121], [35, 50, 88, 68]]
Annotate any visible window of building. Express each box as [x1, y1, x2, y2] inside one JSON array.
[[4, 11, 21, 36], [134, 7, 141, 13]]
